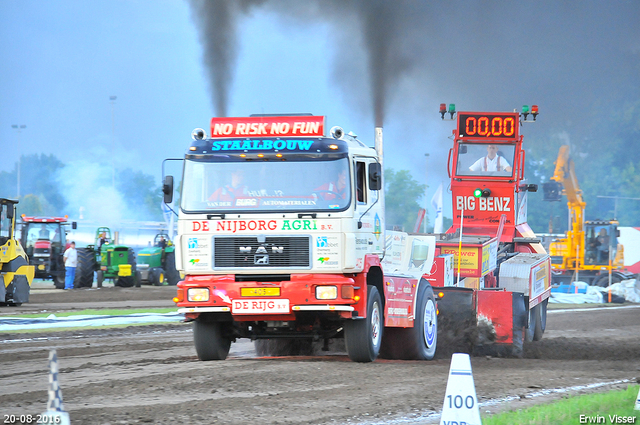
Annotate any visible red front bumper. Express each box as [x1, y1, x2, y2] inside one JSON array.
[[175, 273, 366, 321]]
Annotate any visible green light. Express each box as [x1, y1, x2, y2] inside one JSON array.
[[448, 103, 456, 113], [473, 188, 483, 198], [522, 105, 530, 114]]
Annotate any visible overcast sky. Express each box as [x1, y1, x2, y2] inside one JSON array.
[[2, 0, 639, 222]]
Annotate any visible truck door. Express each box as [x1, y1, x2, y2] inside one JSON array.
[[354, 158, 383, 255]]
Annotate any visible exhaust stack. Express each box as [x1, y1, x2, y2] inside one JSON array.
[[375, 126, 385, 256]]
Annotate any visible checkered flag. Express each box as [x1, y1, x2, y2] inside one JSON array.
[[47, 349, 66, 412]]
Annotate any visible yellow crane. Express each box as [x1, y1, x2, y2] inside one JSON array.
[[543, 145, 632, 286]]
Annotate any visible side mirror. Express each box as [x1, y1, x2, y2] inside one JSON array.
[[163, 175, 174, 204], [72, 222, 77, 230], [6, 204, 13, 220], [411, 243, 429, 267], [369, 163, 382, 191], [542, 182, 563, 201]]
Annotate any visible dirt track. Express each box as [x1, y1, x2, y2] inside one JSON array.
[[1, 285, 639, 424]]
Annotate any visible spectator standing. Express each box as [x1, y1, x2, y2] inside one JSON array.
[[63, 241, 78, 290]]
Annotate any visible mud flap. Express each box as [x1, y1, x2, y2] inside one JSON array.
[[434, 287, 476, 355], [512, 292, 527, 331], [476, 291, 526, 356]]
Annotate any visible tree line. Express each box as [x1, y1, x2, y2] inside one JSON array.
[[3, 133, 639, 232], [0, 154, 163, 220]]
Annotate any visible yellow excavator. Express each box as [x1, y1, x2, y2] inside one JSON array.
[[1, 198, 35, 306], [542, 146, 634, 287]]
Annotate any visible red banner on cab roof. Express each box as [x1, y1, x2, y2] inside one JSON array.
[[210, 116, 325, 138]]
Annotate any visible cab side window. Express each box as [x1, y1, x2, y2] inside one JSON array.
[[356, 161, 367, 203]]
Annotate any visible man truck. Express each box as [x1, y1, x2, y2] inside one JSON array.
[[168, 110, 550, 361]]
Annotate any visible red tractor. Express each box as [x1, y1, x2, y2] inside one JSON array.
[[430, 105, 551, 355], [18, 216, 77, 289]]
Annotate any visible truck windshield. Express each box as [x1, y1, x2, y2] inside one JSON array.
[[455, 143, 516, 177], [181, 157, 351, 212]]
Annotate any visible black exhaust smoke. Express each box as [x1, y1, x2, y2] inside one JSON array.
[[189, 0, 265, 118], [188, 0, 415, 127]]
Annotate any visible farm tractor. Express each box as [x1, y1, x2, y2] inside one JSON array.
[[136, 232, 181, 286], [74, 227, 137, 288], [1, 198, 34, 306], [18, 214, 76, 289]]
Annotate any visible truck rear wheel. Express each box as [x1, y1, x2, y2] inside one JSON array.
[[533, 299, 547, 341], [254, 338, 314, 357], [194, 320, 231, 361], [412, 283, 438, 360], [525, 304, 539, 342], [379, 282, 437, 360], [164, 252, 180, 285], [344, 285, 382, 362], [254, 340, 269, 356]]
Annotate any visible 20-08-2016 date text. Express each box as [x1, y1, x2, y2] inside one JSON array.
[[3, 414, 62, 424]]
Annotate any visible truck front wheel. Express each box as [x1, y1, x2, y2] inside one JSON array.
[[344, 285, 382, 362], [194, 320, 231, 361]]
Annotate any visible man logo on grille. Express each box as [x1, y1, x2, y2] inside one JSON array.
[[254, 255, 269, 265]]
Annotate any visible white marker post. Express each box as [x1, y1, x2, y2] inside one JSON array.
[[41, 349, 71, 425], [440, 353, 482, 425]]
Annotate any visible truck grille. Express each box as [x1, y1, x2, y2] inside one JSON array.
[[213, 236, 311, 269]]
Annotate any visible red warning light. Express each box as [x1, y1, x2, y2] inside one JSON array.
[[439, 103, 447, 119]]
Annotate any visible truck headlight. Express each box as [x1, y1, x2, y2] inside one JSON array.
[[315, 286, 337, 300], [187, 288, 209, 302]]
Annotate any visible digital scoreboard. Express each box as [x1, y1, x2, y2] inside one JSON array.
[[457, 113, 519, 140]]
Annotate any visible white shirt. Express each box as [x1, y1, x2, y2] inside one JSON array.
[[64, 247, 78, 267], [469, 155, 511, 172]]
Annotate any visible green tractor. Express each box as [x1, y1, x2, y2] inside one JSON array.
[[135, 232, 180, 286], [75, 227, 137, 288]]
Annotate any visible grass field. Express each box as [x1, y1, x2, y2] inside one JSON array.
[[0, 308, 184, 333], [484, 385, 640, 425], [2, 307, 178, 318]]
